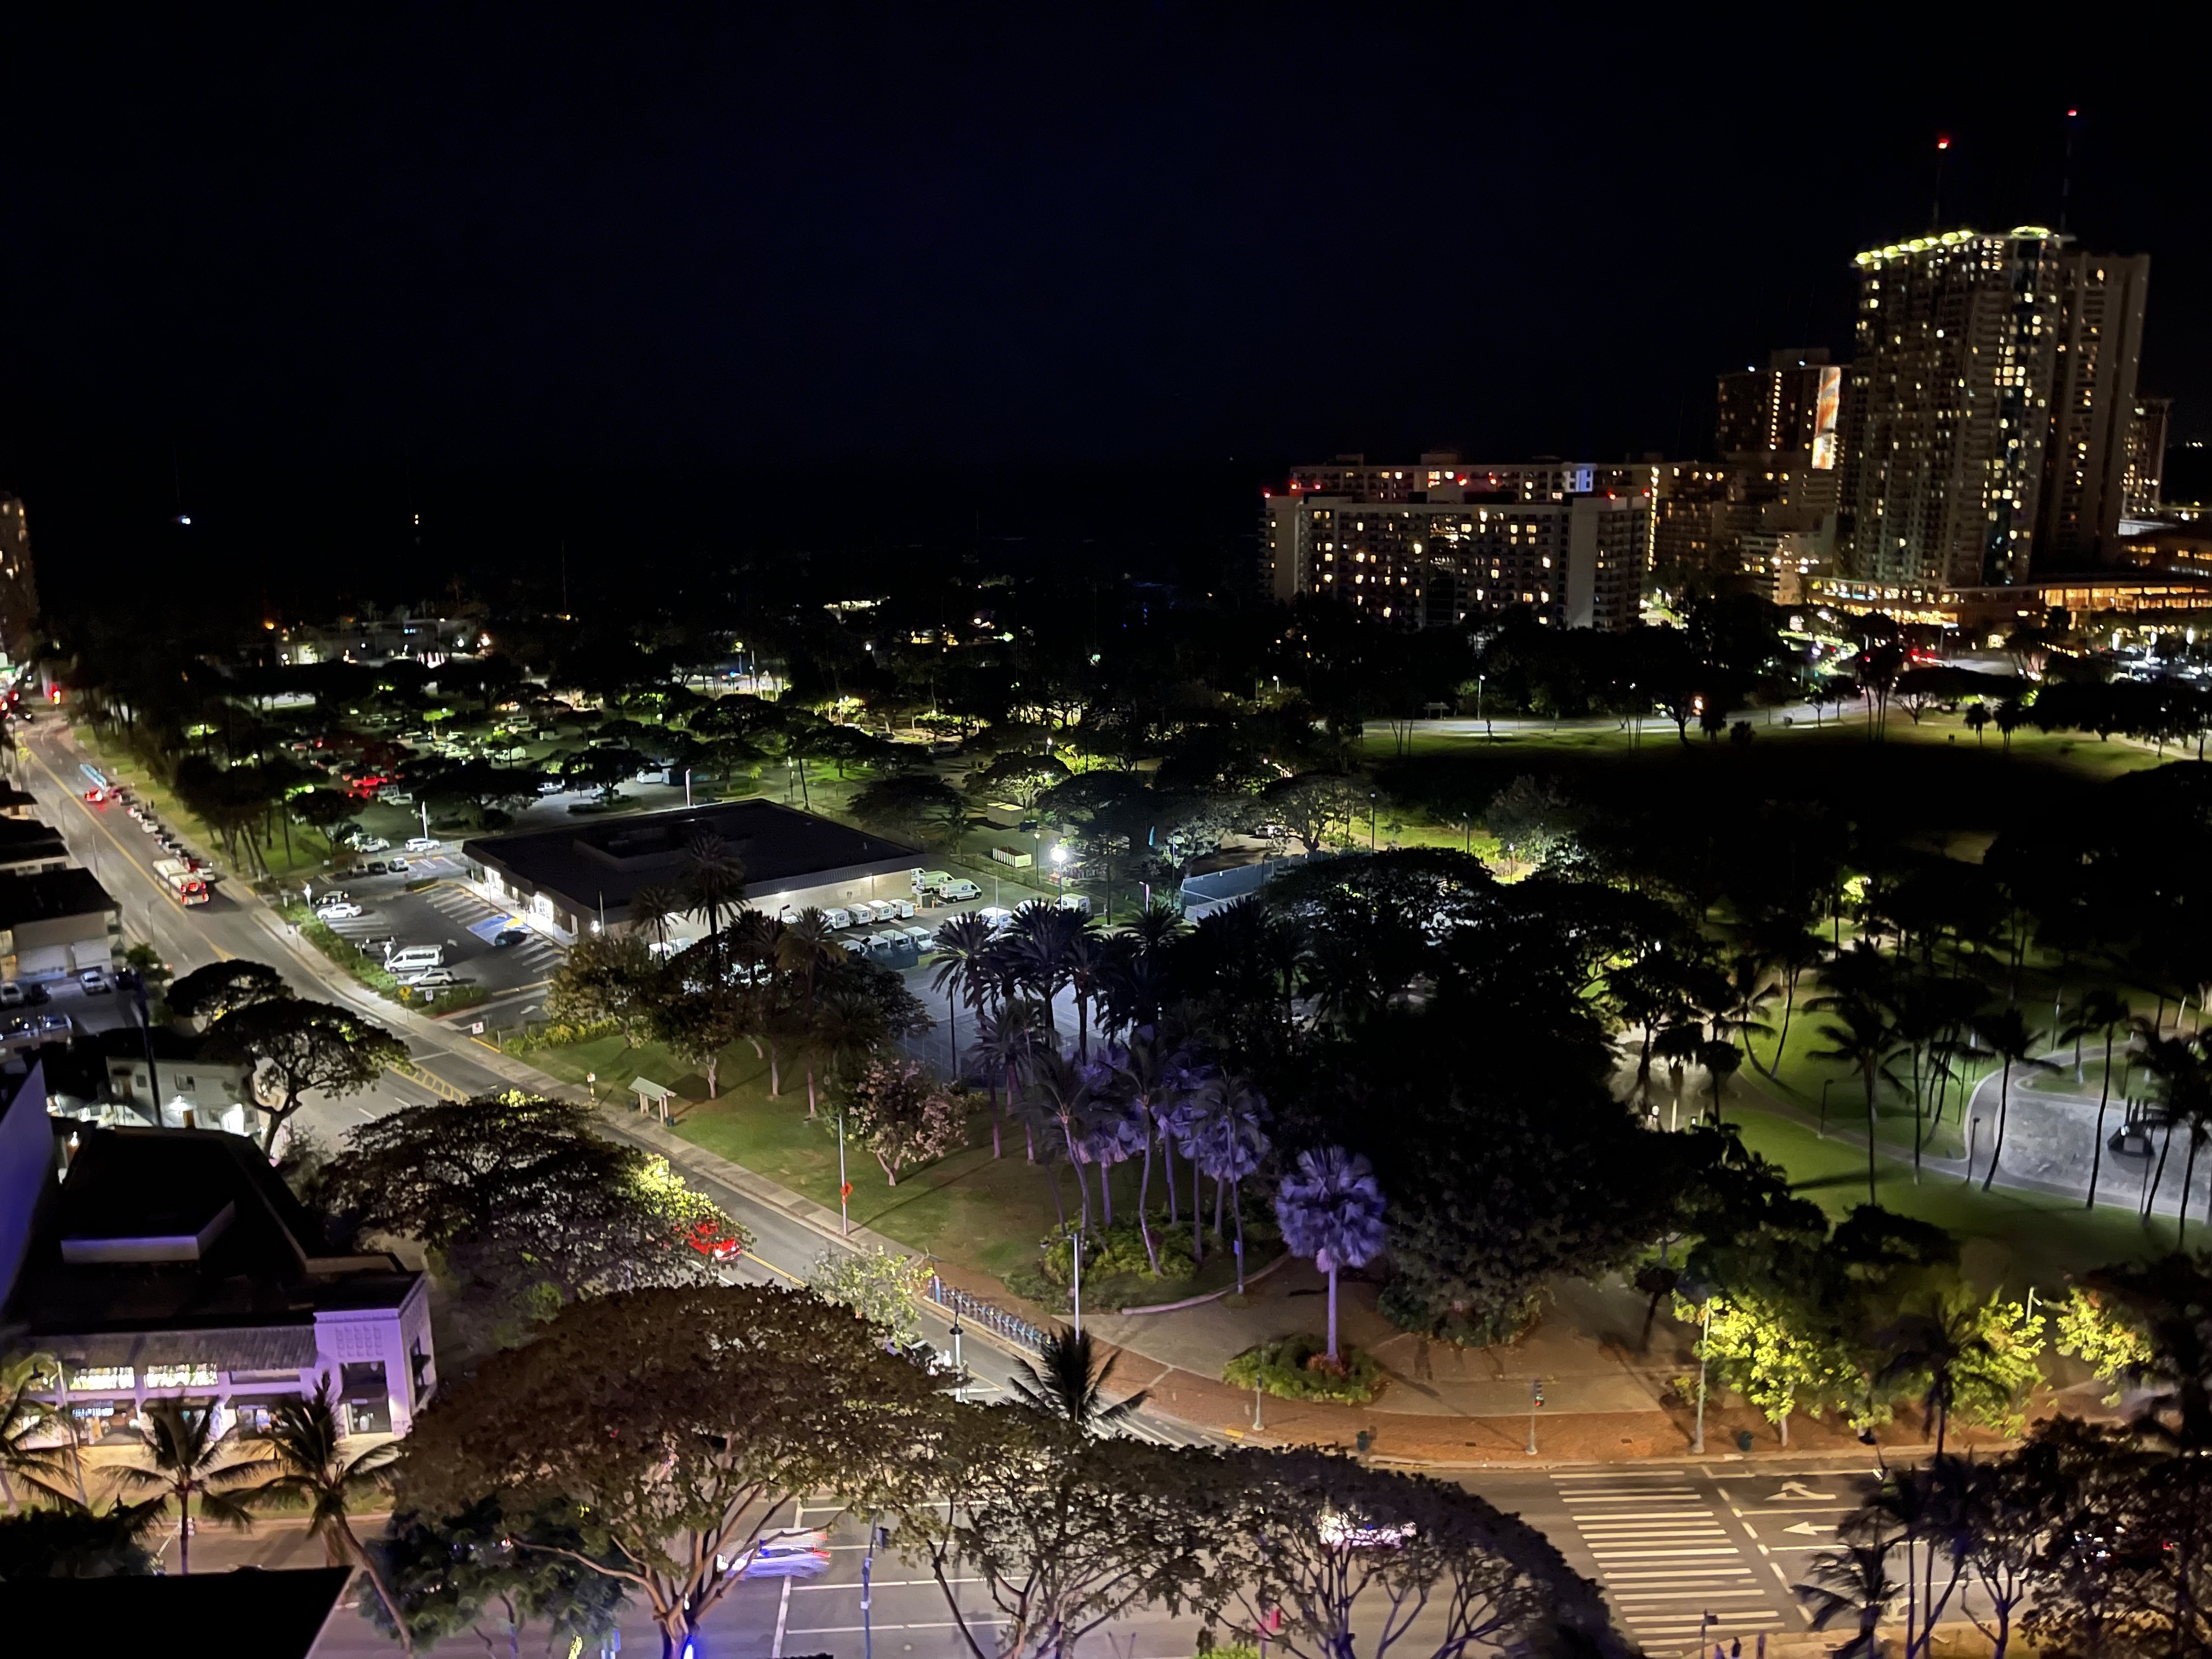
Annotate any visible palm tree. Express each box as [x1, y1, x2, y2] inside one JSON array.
[[930, 912, 996, 1078], [1712, 952, 1779, 1074], [1, 1350, 80, 1508], [1027, 1049, 1098, 1231], [681, 832, 746, 945], [1793, 1533, 1904, 1659], [2061, 987, 2134, 1210], [111, 1400, 262, 1573], [1878, 1297, 1999, 1455], [776, 909, 839, 1114], [1809, 993, 1908, 1207], [1192, 1071, 1271, 1291], [1006, 1325, 1147, 1436], [1063, 926, 1108, 1058], [627, 882, 687, 950], [239, 1380, 411, 1651], [1969, 1007, 2059, 1192], [1273, 1146, 1387, 1364], [1697, 1037, 1742, 1126]]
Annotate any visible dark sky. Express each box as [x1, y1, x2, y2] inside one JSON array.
[[5, 9, 2203, 599]]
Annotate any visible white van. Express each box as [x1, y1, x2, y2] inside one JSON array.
[[978, 906, 1014, 933], [938, 878, 981, 902], [913, 869, 952, 896], [823, 907, 853, 930], [866, 900, 901, 924], [385, 945, 444, 973]]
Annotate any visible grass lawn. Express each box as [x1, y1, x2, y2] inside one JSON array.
[[1723, 1094, 2173, 1291], [527, 1032, 1265, 1308]]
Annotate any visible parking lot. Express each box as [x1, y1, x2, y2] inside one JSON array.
[[307, 862, 567, 1009]]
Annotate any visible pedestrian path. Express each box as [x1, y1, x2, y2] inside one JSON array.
[[1551, 1470, 1782, 1652]]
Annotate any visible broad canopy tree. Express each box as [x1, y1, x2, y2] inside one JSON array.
[[202, 995, 407, 1152], [398, 1285, 943, 1659]]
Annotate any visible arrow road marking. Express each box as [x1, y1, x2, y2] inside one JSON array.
[[1782, 1522, 1831, 1536], [1770, 1482, 1837, 1501]]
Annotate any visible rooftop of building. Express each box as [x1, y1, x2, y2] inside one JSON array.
[[0, 865, 114, 927], [0, 781, 41, 812], [3, 1124, 417, 1360], [463, 797, 922, 915], [95, 1024, 242, 1064]]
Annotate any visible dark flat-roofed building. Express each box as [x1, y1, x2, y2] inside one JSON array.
[[0, 865, 121, 981], [0, 1565, 352, 1657], [0, 1066, 436, 1440], [464, 798, 922, 944], [0, 814, 71, 874], [0, 780, 42, 819]]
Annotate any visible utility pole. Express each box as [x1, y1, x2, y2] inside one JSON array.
[[1071, 1231, 1083, 1338], [1692, 1300, 1712, 1454], [838, 1111, 851, 1236], [1526, 1376, 1543, 1455]]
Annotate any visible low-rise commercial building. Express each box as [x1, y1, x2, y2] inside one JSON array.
[[0, 866, 121, 981], [0, 1063, 436, 1438], [464, 799, 923, 951], [1808, 571, 2212, 634]]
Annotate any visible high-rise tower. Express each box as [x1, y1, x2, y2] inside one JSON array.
[[1838, 229, 2147, 586]]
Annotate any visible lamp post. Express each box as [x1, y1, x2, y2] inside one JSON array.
[[838, 1110, 851, 1237], [950, 1312, 966, 1403], [1071, 1231, 1083, 1339], [1692, 1296, 1713, 1454]]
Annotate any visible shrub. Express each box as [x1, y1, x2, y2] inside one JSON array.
[[1040, 1222, 1194, 1287], [1223, 1334, 1385, 1404]]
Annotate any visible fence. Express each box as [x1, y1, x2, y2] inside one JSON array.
[[928, 1275, 1046, 1354]]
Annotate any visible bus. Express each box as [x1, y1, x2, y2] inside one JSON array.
[[153, 857, 210, 907]]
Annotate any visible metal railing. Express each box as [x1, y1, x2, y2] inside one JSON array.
[[928, 1275, 1046, 1354]]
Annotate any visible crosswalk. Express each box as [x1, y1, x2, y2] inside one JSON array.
[[414, 881, 569, 975], [1552, 1470, 1783, 1652]]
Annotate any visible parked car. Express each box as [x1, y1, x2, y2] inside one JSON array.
[[384, 856, 410, 873], [385, 945, 444, 972], [977, 906, 1014, 933], [360, 934, 397, 955], [404, 836, 439, 853], [78, 968, 114, 995], [315, 889, 353, 905], [139, 817, 162, 834], [492, 928, 529, 947], [397, 967, 464, 989], [316, 901, 365, 920], [35, 1013, 71, 1037]]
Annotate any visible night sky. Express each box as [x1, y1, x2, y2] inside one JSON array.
[[5, 10, 2202, 606]]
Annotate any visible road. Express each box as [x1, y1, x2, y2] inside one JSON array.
[[173, 1457, 1883, 1657]]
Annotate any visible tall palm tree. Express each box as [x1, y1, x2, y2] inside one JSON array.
[[1273, 1146, 1387, 1364], [2061, 986, 2134, 1210], [1877, 1297, 1999, 1455], [1063, 926, 1108, 1058], [111, 1400, 261, 1573], [1027, 1049, 1098, 1231], [1809, 993, 1908, 1207], [1748, 921, 1826, 1073], [1969, 1007, 2059, 1193], [1, 1350, 80, 1508], [682, 833, 746, 951], [1192, 1071, 1271, 1291], [1006, 1325, 1147, 1436], [930, 912, 997, 1077], [776, 909, 839, 1114], [239, 1380, 411, 1652], [627, 882, 686, 950], [1712, 952, 1779, 1073]]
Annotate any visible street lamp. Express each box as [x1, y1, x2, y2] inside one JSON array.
[[838, 1111, 851, 1237], [1050, 843, 1069, 890]]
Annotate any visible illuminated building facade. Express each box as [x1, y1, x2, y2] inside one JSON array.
[[1839, 228, 2148, 588], [1263, 462, 1651, 631], [0, 498, 40, 665], [2122, 395, 2171, 519]]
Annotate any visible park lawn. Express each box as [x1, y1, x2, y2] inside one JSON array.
[[528, 1030, 1261, 1307], [1726, 1097, 2171, 1289], [70, 723, 332, 879]]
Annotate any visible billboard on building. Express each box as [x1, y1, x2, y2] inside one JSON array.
[[1810, 365, 1842, 470]]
